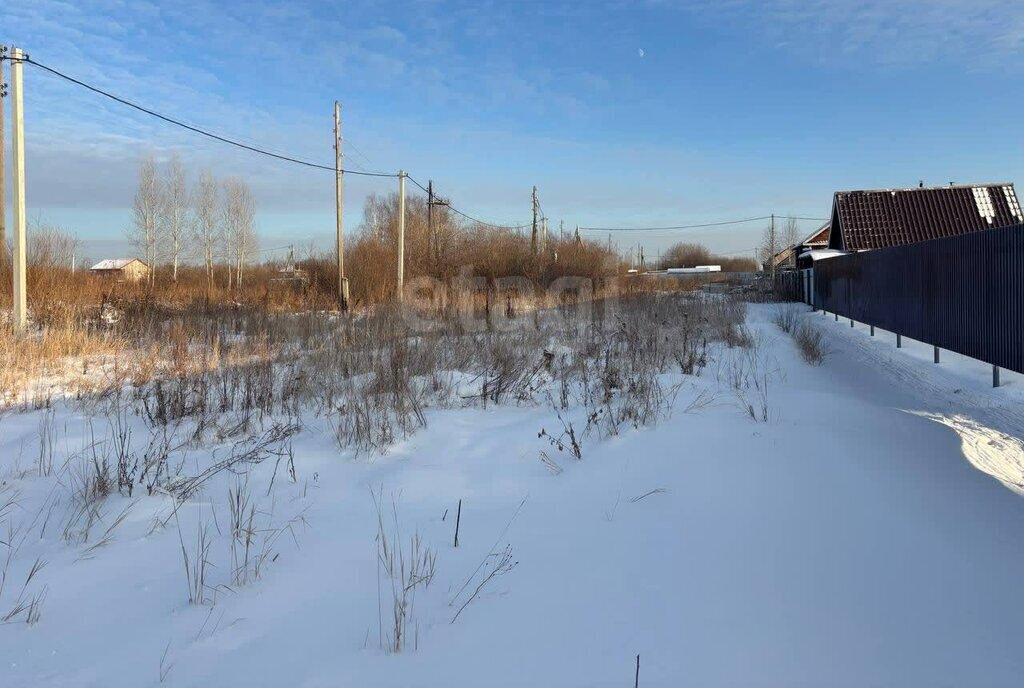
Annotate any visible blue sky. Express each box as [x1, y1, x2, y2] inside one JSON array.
[[6, 0, 1024, 261]]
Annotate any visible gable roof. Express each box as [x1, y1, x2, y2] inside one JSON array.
[[90, 258, 147, 271], [801, 223, 830, 248], [828, 183, 1023, 251]]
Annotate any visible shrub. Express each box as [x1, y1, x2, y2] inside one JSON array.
[[794, 323, 824, 365]]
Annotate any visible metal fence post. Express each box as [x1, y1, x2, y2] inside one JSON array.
[[870, 324, 875, 336], [934, 346, 940, 364], [850, 318, 854, 328], [897, 333, 902, 348], [993, 366, 1000, 388]]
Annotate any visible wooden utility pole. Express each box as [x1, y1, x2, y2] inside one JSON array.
[[426, 180, 449, 272], [396, 170, 406, 302], [0, 49, 7, 269], [427, 179, 434, 269], [769, 213, 776, 280], [531, 186, 538, 255], [10, 46, 26, 333], [334, 101, 348, 310]]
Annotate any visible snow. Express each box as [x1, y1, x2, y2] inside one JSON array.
[[3, 304, 1024, 686], [800, 248, 846, 261], [89, 259, 141, 271]]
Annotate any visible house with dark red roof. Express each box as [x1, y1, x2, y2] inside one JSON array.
[[827, 183, 1023, 252], [770, 222, 831, 270]]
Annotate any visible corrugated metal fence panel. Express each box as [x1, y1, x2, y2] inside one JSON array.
[[773, 272, 803, 302], [812, 223, 1024, 374], [772, 269, 818, 305]]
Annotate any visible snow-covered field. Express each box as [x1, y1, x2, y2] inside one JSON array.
[[3, 301, 1024, 687]]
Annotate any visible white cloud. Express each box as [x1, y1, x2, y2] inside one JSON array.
[[663, 0, 1024, 67]]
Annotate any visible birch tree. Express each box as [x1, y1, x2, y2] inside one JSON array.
[[222, 177, 257, 288], [782, 216, 800, 250], [129, 155, 161, 287], [161, 153, 189, 282], [193, 169, 219, 291]]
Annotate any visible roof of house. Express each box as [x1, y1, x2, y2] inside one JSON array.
[[829, 183, 1023, 251], [769, 222, 832, 268], [90, 258, 147, 271], [802, 223, 830, 247]]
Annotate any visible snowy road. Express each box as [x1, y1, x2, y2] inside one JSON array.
[[2, 304, 1024, 687]]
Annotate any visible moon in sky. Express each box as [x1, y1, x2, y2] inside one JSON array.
[[638, 48, 645, 58]]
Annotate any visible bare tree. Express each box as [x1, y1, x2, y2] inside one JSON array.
[[129, 155, 161, 287], [27, 221, 78, 268], [659, 242, 712, 270], [193, 169, 219, 292], [161, 154, 189, 283], [782, 216, 800, 251], [761, 216, 801, 271], [222, 177, 257, 288]]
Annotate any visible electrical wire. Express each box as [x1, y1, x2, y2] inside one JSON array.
[[18, 55, 397, 178], [580, 215, 826, 232], [208, 244, 294, 261], [345, 138, 376, 168], [406, 174, 531, 230], [9, 53, 827, 236]]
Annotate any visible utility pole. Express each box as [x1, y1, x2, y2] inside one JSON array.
[[11, 47, 26, 334], [0, 48, 6, 270], [396, 170, 406, 302], [531, 186, 538, 255], [560, 219, 564, 242], [427, 179, 434, 269], [542, 217, 548, 251], [334, 101, 348, 310], [426, 180, 448, 272], [769, 213, 776, 280]]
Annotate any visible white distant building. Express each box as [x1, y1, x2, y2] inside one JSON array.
[[89, 258, 150, 282], [666, 265, 721, 274]]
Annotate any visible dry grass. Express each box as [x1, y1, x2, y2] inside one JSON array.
[[770, 304, 825, 365], [0, 315, 125, 406], [794, 323, 825, 365]]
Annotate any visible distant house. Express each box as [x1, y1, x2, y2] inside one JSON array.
[[827, 182, 1023, 251], [769, 222, 831, 271], [89, 258, 150, 282]]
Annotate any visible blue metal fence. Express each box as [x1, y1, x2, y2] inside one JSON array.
[[810, 223, 1024, 374]]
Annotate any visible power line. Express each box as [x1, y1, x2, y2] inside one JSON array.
[[345, 138, 375, 168], [579, 215, 826, 232], [208, 244, 293, 261], [406, 175, 530, 230], [10, 53, 825, 237], [17, 55, 397, 178], [581, 215, 770, 231]]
